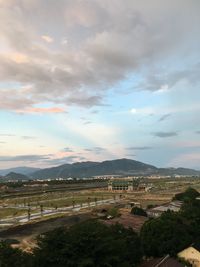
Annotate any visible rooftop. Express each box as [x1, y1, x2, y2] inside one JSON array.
[[140, 255, 184, 267]]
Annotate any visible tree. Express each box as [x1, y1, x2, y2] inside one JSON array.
[[181, 199, 200, 241], [107, 207, 120, 218], [34, 220, 142, 267], [173, 187, 200, 203], [131, 207, 147, 217], [0, 242, 31, 267], [140, 211, 193, 257]]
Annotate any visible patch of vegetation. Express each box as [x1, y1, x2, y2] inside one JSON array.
[[0, 221, 142, 267], [140, 211, 193, 257], [173, 187, 200, 202], [0, 242, 32, 267], [0, 208, 27, 218], [141, 188, 200, 257], [106, 207, 120, 218], [1, 187, 200, 266], [131, 207, 147, 217]]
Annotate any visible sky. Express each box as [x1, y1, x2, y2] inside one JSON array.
[[0, 0, 200, 169]]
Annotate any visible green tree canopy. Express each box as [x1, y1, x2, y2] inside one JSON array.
[[173, 187, 200, 202], [0, 242, 31, 267], [140, 211, 193, 257], [131, 207, 147, 217], [34, 220, 142, 267]]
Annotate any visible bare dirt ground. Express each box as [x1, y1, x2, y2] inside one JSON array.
[[102, 208, 148, 232], [0, 211, 93, 251]]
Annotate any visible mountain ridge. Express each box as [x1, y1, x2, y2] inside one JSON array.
[[30, 158, 200, 179], [0, 167, 40, 176], [0, 159, 199, 180]]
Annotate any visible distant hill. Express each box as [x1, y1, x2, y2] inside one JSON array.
[[4, 172, 30, 181], [31, 158, 157, 179], [157, 167, 200, 176], [1, 159, 199, 181], [0, 167, 40, 176]]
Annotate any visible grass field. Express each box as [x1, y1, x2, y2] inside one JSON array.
[[1, 177, 200, 220], [2, 190, 117, 209], [0, 208, 28, 218]]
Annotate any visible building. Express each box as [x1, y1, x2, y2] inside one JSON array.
[[178, 245, 200, 267], [0, 185, 9, 191], [108, 178, 144, 192], [140, 255, 184, 267], [147, 201, 183, 218]]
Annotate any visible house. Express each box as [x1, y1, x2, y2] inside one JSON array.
[[147, 201, 183, 218], [140, 255, 185, 267], [178, 244, 200, 267]]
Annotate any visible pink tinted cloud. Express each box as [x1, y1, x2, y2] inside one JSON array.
[[20, 107, 66, 114]]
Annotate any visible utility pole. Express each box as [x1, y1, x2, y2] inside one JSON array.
[[88, 197, 91, 208], [27, 203, 31, 221], [40, 204, 43, 217]]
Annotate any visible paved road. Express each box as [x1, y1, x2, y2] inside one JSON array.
[[0, 198, 117, 226]]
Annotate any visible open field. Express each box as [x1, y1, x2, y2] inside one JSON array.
[[1, 177, 200, 220], [0, 208, 28, 218], [0, 212, 93, 252], [1, 190, 117, 208], [0, 177, 200, 236], [0, 177, 200, 252]]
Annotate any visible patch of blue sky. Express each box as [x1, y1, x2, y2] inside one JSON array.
[[0, 81, 22, 90]]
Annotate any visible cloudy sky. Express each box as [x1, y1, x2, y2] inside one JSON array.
[[0, 0, 200, 169]]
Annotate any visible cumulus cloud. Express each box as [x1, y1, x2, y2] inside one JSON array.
[[126, 154, 136, 158], [84, 147, 106, 154], [83, 121, 92, 125], [127, 146, 153, 150], [0, 154, 52, 162], [21, 136, 37, 140], [63, 147, 74, 152], [45, 156, 83, 166], [0, 0, 199, 111], [20, 107, 66, 114], [41, 35, 54, 43], [153, 131, 178, 138], [158, 114, 171, 122], [0, 153, 85, 166], [0, 134, 15, 137], [137, 63, 200, 92]]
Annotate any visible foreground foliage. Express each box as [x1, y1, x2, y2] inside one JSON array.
[[173, 187, 200, 202], [0, 221, 142, 267], [0, 242, 31, 267], [0, 187, 199, 266], [131, 207, 147, 217], [141, 187, 200, 257], [140, 211, 193, 257]]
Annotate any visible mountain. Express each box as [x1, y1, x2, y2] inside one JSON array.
[[0, 167, 40, 176], [158, 167, 200, 176], [4, 172, 30, 181], [1, 159, 199, 181], [31, 158, 157, 179]]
